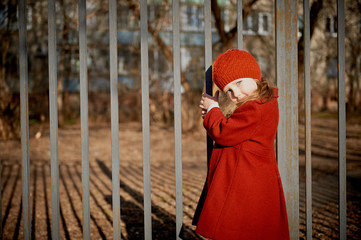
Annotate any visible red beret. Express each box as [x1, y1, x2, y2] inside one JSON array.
[[213, 49, 261, 91]]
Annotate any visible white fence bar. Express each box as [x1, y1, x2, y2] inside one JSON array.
[[275, 0, 299, 239], [47, 0, 61, 239], [204, 0, 213, 163], [337, 0, 346, 239], [303, 0, 312, 239], [172, 0, 183, 238], [140, 0, 152, 238], [78, 0, 91, 239], [19, 0, 31, 239], [109, 0, 121, 238], [237, 0, 243, 49]]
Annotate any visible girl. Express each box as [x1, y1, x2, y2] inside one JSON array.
[[193, 49, 290, 240]]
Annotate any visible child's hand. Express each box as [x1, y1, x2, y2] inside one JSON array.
[[200, 91, 219, 118]]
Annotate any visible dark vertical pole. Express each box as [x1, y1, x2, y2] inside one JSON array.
[[337, 0, 346, 239], [204, 0, 213, 164], [303, 0, 312, 239], [47, 0, 61, 238], [275, 0, 299, 239], [109, 0, 121, 238], [19, 0, 31, 239], [78, 0, 91, 238], [0, 155, 1, 239]]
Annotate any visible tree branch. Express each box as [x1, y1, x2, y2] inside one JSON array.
[[298, 0, 323, 73], [211, 0, 260, 49], [125, 0, 193, 94]]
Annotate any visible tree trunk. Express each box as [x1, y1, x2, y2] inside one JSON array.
[[124, 0, 194, 98], [0, 0, 20, 140], [211, 0, 260, 51], [297, 0, 323, 111]]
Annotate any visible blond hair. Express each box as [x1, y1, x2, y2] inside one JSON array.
[[219, 78, 274, 119]]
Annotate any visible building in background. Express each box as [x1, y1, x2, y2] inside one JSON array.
[[0, 0, 360, 112]]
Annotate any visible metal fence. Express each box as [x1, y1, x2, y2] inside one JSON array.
[[14, 0, 346, 239]]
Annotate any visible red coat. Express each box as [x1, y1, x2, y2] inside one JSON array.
[[193, 89, 289, 240]]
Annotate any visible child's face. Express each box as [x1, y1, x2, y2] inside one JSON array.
[[223, 78, 258, 103]]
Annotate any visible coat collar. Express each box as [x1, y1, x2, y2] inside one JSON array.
[[273, 87, 279, 98]]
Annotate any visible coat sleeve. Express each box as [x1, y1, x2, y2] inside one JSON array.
[[203, 102, 261, 147]]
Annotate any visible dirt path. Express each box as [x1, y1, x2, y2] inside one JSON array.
[[1, 116, 360, 239]]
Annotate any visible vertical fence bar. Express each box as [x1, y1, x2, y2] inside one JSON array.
[[47, 0, 61, 238], [237, 0, 243, 49], [109, 0, 121, 239], [0, 156, 1, 239], [275, 0, 299, 239], [140, 0, 152, 238], [0, 157, 1, 240], [303, 0, 312, 238], [204, 0, 213, 163], [337, 0, 346, 239], [78, 0, 91, 238], [19, 1, 31, 239], [172, 0, 183, 238]]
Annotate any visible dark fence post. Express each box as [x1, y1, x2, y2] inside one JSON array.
[[19, 0, 31, 239], [204, 0, 213, 164], [47, 0, 61, 238], [337, 0, 346, 239], [303, 0, 312, 239]]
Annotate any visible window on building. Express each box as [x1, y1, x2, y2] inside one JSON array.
[[119, 5, 137, 29], [148, 4, 163, 22], [297, 15, 304, 37], [221, 8, 230, 32], [326, 58, 337, 78], [243, 13, 257, 34], [243, 12, 271, 35], [0, 3, 32, 30], [0, 4, 8, 30], [182, 5, 203, 31], [258, 13, 271, 35], [325, 16, 337, 37]]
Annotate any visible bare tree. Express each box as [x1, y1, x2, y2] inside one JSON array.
[[211, 0, 260, 51], [0, 0, 20, 140], [345, 0, 361, 113], [211, 0, 325, 111]]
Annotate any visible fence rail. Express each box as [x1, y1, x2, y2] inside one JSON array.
[[13, 0, 347, 239]]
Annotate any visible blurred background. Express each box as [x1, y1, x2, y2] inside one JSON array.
[[1, 0, 360, 138], [0, 0, 360, 239]]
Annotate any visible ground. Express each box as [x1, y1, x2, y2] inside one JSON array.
[[1, 114, 361, 239]]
